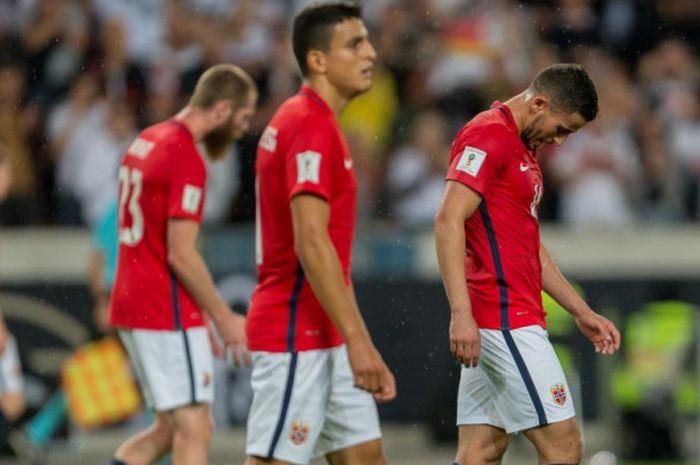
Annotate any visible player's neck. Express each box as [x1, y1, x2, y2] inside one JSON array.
[[303, 78, 350, 116], [503, 92, 529, 136], [173, 107, 208, 141]]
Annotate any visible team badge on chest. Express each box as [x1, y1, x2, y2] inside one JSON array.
[[290, 421, 310, 445], [550, 383, 568, 406]]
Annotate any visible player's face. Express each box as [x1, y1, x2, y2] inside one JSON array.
[[521, 99, 588, 150], [204, 92, 257, 160], [323, 18, 376, 98]]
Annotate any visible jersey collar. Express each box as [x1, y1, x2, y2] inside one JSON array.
[[299, 85, 333, 114], [491, 100, 536, 158]]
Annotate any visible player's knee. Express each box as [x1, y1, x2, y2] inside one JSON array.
[[175, 412, 213, 443], [356, 442, 386, 465], [456, 439, 507, 465], [539, 428, 582, 464]]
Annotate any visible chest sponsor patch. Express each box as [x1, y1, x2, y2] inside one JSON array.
[[456, 146, 487, 177], [182, 184, 202, 214], [296, 150, 321, 184]]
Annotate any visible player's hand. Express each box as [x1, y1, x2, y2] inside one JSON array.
[[214, 311, 251, 367], [574, 310, 620, 355], [346, 338, 397, 403], [450, 311, 480, 368]]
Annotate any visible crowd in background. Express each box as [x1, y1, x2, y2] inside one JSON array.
[[1, 0, 700, 229]]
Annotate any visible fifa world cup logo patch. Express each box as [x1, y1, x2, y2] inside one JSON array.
[[550, 383, 567, 406], [290, 421, 310, 445]]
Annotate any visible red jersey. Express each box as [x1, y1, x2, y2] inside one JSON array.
[[446, 102, 546, 330], [111, 120, 206, 330], [247, 86, 354, 352]]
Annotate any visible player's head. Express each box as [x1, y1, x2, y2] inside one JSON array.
[[189, 64, 258, 160], [293, 2, 376, 97], [521, 63, 598, 150]]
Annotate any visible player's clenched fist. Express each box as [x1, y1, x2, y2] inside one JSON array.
[[347, 338, 397, 402]]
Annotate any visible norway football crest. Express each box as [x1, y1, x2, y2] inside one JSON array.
[[550, 383, 567, 406], [290, 421, 310, 445]]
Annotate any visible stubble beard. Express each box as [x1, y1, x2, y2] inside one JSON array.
[[203, 116, 236, 161]]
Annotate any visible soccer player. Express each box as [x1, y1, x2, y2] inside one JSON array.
[[245, 3, 396, 465], [109, 64, 257, 465], [434, 63, 621, 465]]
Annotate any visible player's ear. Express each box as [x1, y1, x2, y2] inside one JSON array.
[[213, 99, 233, 122], [307, 50, 326, 74], [532, 95, 548, 114]]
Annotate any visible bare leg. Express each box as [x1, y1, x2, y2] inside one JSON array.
[[455, 424, 509, 465], [114, 412, 174, 465], [522, 417, 582, 465], [325, 438, 385, 465], [170, 403, 213, 465]]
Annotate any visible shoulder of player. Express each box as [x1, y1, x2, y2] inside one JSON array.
[[456, 119, 516, 152]]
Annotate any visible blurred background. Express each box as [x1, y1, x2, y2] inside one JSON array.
[[1, 0, 700, 464]]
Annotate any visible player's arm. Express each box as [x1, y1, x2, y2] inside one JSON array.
[[291, 194, 395, 402], [540, 243, 620, 354], [434, 180, 482, 367], [167, 218, 249, 365]]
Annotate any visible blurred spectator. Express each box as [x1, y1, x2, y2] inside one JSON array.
[[426, 0, 534, 98], [666, 84, 700, 219], [341, 63, 400, 220], [74, 100, 136, 226], [548, 54, 641, 228], [634, 110, 684, 223], [540, 0, 601, 56], [18, 0, 94, 104], [47, 71, 108, 225], [0, 61, 44, 225], [655, 0, 700, 51], [385, 109, 451, 228]]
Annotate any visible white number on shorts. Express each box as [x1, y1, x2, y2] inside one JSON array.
[[118, 166, 144, 245]]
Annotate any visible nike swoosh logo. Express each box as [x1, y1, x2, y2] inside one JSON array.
[[344, 158, 353, 170], [519, 163, 529, 172]]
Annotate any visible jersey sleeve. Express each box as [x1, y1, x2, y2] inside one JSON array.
[[446, 124, 512, 196], [167, 140, 207, 222], [285, 121, 335, 201]]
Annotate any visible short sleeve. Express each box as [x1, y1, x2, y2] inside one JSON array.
[[446, 124, 512, 196], [167, 140, 206, 222], [285, 122, 335, 201]]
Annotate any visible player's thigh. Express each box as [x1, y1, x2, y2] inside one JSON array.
[[119, 327, 214, 412], [246, 350, 331, 464], [325, 438, 384, 465], [456, 424, 509, 465], [523, 417, 582, 464], [314, 345, 382, 459], [478, 326, 575, 434], [457, 363, 506, 431]]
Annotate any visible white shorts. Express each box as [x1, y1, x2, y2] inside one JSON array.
[[118, 327, 214, 411], [246, 345, 381, 465], [0, 336, 23, 394], [457, 325, 575, 434]]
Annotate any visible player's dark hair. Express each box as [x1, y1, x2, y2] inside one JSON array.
[[529, 63, 599, 122], [190, 64, 257, 110], [293, 2, 363, 77]]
